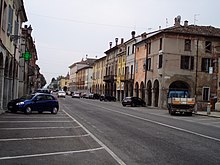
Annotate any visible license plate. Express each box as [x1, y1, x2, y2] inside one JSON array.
[[9, 106, 13, 109]]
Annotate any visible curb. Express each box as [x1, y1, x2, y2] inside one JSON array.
[[194, 112, 220, 118]]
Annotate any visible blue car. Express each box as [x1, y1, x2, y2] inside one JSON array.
[[7, 93, 59, 114]]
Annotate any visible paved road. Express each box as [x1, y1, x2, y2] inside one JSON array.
[[0, 96, 220, 164]]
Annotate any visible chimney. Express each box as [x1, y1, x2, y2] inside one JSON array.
[[174, 15, 181, 27], [121, 38, 124, 44], [115, 38, 118, 45], [184, 20, 188, 26], [109, 42, 112, 49], [131, 31, 135, 38]]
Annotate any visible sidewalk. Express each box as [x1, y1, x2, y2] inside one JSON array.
[[195, 110, 220, 118]]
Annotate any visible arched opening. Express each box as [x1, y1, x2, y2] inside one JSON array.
[[130, 83, 133, 96], [135, 82, 139, 97], [169, 81, 191, 95], [63, 86, 67, 91], [9, 58, 13, 79], [125, 83, 128, 97], [140, 81, 145, 100], [153, 80, 159, 107], [147, 80, 152, 106]]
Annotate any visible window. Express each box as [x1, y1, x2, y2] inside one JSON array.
[[184, 39, 191, 51], [132, 44, 135, 54], [127, 46, 130, 56], [205, 41, 212, 53], [148, 42, 151, 54], [159, 38, 163, 50], [158, 54, 163, 68], [202, 87, 210, 101], [135, 62, 138, 73], [146, 58, 151, 71], [0, 0, 2, 26], [201, 58, 212, 72], [2, 2, 7, 31], [131, 65, 133, 75], [14, 20, 19, 44], [7, 5, 13, 35], [181, 56, 194, 70]]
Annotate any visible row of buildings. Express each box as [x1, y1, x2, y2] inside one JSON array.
[[0, 0, 46, 112], [65, 16, 220, 110]]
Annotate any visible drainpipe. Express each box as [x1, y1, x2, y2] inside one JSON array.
[[194, 39, 199, 113]]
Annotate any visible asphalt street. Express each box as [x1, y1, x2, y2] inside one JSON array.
[[0, 96, 220, 165]]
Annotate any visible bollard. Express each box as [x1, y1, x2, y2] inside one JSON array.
[[207, 103, 211, 115]]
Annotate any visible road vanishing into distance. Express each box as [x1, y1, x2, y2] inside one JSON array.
[[0, 95, 220, 165]]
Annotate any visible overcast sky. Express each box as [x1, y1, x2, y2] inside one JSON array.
[[24, 0, 220, 85]]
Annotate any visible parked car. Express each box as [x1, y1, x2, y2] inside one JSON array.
[[57, 90, 66, 98], [100, 94, 116, 101], [34, 88, 51, 94], [122, 97, 146, 107], [72, 93, 80, 98], [7, 93, 59, 114]]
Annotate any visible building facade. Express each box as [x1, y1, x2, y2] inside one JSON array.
[[0, 0, 27, 111], [144, 17, 220, 110], [124, 31, 141, 98], [92, 56, 106, 95]]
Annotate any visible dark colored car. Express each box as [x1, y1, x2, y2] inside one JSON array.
[[7, 93, 59, 114], [122, 97, 146, 107], [34, 89, 51, 94], [100, 94, 116, 102]]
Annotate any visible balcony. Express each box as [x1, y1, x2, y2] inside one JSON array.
[[103, 75, 115, 82]]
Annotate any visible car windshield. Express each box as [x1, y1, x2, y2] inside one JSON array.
[[20, 94, 35, 100], [168, 90, 189, 98]]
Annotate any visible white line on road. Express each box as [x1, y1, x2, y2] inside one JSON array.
[[0, 134, 89, 142], [0, 126, 81, 130], [0, 121, 72, 123], [0, 117, 69, 119], [84, 101, 220, 142], [62, 109, 126, 165], [0, 147, 104, 160]]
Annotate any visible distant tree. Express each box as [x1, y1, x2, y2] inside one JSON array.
[[53, 83, 58, 89], [51, 78, 56, 83]]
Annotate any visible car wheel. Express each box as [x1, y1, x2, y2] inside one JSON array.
[[51, 107, 58, 114], [131, 102, 135, 107], [25, 106, 32, 114]]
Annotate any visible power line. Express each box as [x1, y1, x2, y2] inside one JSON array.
[[29, 12, 148, 30]]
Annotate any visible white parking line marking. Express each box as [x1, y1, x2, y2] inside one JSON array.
[[0, 121, 72, 123], [0, 117, 69, 119], [0, 134, 90, 142], [0, 147, 104, 160], [84, 101, 220, 143], [0, 126, 81, 130], [63, 109, 126, 165]]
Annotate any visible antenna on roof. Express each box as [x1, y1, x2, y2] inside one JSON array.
[[166, 18, 168, 27], [194, 14, 200, 25]]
